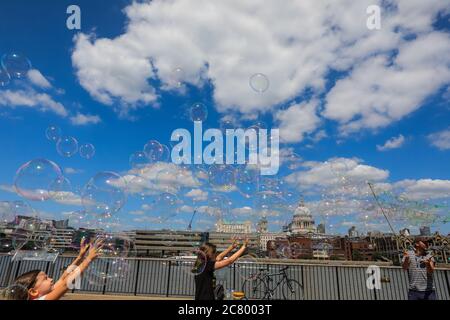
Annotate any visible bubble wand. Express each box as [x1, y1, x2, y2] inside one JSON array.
[[367, 182, 397, 235]]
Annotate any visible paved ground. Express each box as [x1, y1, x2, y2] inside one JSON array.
[[62, 293, 192, 300]]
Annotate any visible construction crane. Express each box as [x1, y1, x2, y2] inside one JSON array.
[[187, 209, 197, 231]]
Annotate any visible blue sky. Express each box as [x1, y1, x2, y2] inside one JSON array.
[[0, 0, 449, 235]]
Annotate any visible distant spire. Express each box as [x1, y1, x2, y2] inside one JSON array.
[[299, 196, 305, 208]]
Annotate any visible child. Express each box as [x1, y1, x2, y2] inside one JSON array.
[[193, 237, 249, 300], [11, 237, 103, 300]]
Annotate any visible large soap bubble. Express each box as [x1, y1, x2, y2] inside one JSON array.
[[1, 53, 31, 79], [56, 136, 78, 157], [85, 232, 135, 286], [81, 172, 127, 217]]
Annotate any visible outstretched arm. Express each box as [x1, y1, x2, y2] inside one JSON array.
[[54, 237, 90, 288], [45, 238, 104, 300], [216, 237, 238, 261]]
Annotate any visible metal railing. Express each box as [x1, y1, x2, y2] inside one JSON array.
[[1, 254, 449, 300]]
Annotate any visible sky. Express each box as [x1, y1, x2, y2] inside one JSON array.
[[0, 0, 449, 236]]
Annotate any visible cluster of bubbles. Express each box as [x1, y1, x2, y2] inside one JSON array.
[[8, 154, 137, 283], [84, 231, 136, 286], [130, 139, 170, 172], [0, 199, 55, 256], [0, 53, 31, 88], [46, 125, 95, 159]]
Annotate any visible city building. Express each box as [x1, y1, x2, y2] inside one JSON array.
[[215, 220, 253, 234], [208, 232, 259, 253], [133, 230, 205, 257], [348, 226, 359, 238], [49, 228, 75, 253], [256, 217, 268, 233], [285, 199, 316, 235], [420, 226, 431, 236], [317, 223, 326, 235], [259, 232, 286, 251]]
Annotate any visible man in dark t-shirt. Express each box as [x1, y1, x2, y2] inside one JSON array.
[[194, 238, 248, 300]]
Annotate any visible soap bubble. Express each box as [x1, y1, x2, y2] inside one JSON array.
[[11, 217, 49, 250], [144, 140, 164, 163], [1, 53, 31, 79], [0, 284, 29, 300], [79, 143, 95, 159], [56, 136, 78, 157], [81, 172, 127, 216], [207, 193, 232, 219], [45, 126, 61, 142], [208, 165, 236, 191], [0, 68, 11, 87], [249, 73, 269, 93], [129, 151, 148, 171], [255, 191, 284, 217], [236, 166, 259, 198], [152, 192, 179, 223], [186, 249, 208, 276], [219, 118, 235, 135], [0, 201, 14, 224], [189, 103, 208, 122], [49, 176, 73, 202], [14, 159, 63, 201], [86, 232, 135, 286], [171, 67, 185, 87]]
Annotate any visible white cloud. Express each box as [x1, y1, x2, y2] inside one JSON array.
[[231, 206, 253, 216], [377, 134, 405, 151], [50, 192, 84, 206], [185, 189, 208, 201], [393, 179, 450, 200], [428, 128, 450, 150], [70, 0, 450, 138], [285, 157, 389, 193], [69, 112, 102, 126], [0, 185, 15, 193], [275, 100, 321, 143], [324, 32, 450, 135], [122, 162, 201, 196], [64, 167, 84, 175], [0, 89, 68, 117], [27, 69, 52, 89]]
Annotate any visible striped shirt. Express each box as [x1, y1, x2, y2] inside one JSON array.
[[402, 251, 435, 291]]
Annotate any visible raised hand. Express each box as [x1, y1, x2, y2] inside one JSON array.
[[78, 236, 90, 258], [231, 236, 239, 248], [86, 237, 105, 261]]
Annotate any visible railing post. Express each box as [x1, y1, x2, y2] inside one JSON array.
[[445, 269, 450, 299], [102, 259, 110, 295], [166, 260, 172, 297], [335, 266, 340, 300], [134, 259, 141, 296], [232, 264, 236, 291], [13, 261, 21, 280]]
